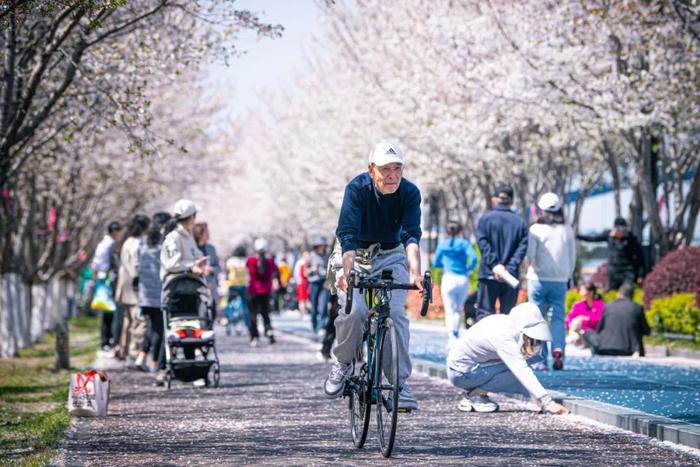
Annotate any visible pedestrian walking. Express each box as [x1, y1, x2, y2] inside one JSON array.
[[115, 214, 150, 363], [526, 193, 576, 370], [247, 238, 277, 346], [446, 303, 569, 415], [273, 256, 292, 312], [294, 251, 310, 313], [90, 221, 123, 350], [193, 222, 221, 323], [137, 213, 171, 384], [224, 246, 250, 332], [475, 185, 528, 321], [577, 217, 644, 290], [161, 200, 212, 363], [432, 220, 478, 347], [307, 235, 331, 335]]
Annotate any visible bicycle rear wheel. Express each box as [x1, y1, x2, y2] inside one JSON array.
[[376, 317, 399, 457], [349, 344, 371, 448]]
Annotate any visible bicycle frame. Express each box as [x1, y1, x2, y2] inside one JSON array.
[[363, 287, 392, 406]]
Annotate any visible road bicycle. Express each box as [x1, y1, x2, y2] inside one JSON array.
[[343, 269, 432, 457]]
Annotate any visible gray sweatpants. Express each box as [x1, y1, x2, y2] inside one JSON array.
[[331, 248, 412, 387]]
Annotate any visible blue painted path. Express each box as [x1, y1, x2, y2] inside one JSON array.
[[273, 313, 700, 424]]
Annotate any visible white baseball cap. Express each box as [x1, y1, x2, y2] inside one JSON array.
[[537, 192, 561, 213], [254, 238, 268, 253], [368, 142, 404, 167], [173, 199, 197, 219]]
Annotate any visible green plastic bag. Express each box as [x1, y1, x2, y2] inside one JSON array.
[[91, 280, 116, 312]]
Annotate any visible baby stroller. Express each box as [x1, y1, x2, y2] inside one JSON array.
[[162, 273, 220, 389]]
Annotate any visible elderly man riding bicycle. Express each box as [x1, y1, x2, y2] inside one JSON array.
[[324, 142, 423, 411]]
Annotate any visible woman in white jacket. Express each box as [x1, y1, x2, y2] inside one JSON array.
[[161, 200, 212, 282], [446, 303, 569, 414], [526, 193, 576, 371]]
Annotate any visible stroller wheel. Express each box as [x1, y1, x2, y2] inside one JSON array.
[[166, 373, 172, 389], [213, 368, 220, 388]]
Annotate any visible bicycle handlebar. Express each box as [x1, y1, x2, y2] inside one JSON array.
[[344, 270, 433, 317]]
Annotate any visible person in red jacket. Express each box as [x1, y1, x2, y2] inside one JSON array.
[[246, 238, 278, 346]]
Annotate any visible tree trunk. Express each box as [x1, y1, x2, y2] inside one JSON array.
[[603, 140, 622, 217]]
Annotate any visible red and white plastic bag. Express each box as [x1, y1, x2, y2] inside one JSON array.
[[68, 370, 110, 417]]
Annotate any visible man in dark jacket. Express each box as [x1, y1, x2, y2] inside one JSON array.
[[577, 217, 644, 289], [475, 185, 528, 321], [583, 283, 650, 356]]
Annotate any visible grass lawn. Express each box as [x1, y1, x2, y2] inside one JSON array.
[[0, 315, 100, 466]]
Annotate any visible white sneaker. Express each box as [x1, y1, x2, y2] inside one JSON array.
[[457, 396, 473, 412], [323, 361, 352, 398], [398, 386, 418, 411], [250, 338, 259, 347], [469, 394, 499, 413]]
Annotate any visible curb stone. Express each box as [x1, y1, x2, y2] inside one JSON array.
[[412, 358, 700, 450]]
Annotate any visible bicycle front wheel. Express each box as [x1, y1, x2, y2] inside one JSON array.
[[349, 344, 371, 448], [376, 317, 399, 457]]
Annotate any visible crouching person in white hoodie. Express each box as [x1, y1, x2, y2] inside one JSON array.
[[446, 303, 570, 414]]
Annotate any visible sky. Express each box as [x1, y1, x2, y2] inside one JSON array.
[[206, 0, 323, 124]]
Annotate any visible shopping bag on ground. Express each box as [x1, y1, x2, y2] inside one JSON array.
[[90, 280, 116, 312], [68, 370, 110, 417]]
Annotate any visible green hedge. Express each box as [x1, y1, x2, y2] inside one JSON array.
[[646, 293, 700, 340]]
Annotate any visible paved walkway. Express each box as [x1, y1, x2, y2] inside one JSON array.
[[61, 328, 700, 465], [277, 312, 700, 424]]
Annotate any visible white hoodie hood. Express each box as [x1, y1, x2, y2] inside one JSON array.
[[509, 303, 552, 342]]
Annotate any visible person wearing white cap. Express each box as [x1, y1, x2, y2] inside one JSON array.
[[526, 192, 576, 371], [246, 237, 277, 346], [324, 141, 424, 411], [446, 303, 569, 414], [161, 199, 212, 282]]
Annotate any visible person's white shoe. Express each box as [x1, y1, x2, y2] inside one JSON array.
[[250, 338, 259, 347], [323, 361, 352, 398], [398, 386, 418, 411], [469, 394, 499, 412], [458, 396, 473, 412]]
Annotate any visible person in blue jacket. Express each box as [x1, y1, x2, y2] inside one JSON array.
[[433, 220, 478, 346], [475, 185, 528, 321]]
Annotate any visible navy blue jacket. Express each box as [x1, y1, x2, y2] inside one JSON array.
[[336, 172, 422, 254], [476, 204, 528, 279]]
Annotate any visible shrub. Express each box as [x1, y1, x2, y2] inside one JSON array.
[[565, 289, 581, 315], [643, 246, 700, 309], [646, 293, 700, 340]]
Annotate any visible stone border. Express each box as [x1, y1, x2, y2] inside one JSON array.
[[412, 358, 700, 450], [647, 344, 700, 360]]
